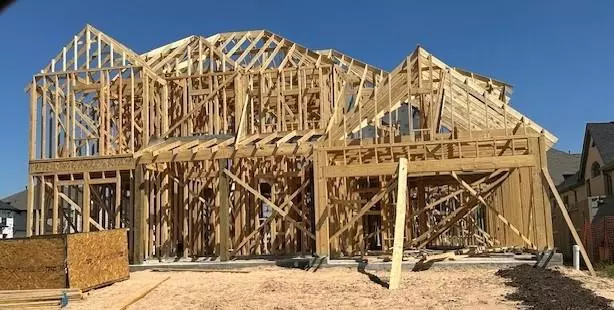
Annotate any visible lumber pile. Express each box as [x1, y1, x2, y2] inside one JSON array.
[[0, 288, 84, 309]]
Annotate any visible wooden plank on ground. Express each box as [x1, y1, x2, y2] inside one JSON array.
[[118, 276, 170, 310]]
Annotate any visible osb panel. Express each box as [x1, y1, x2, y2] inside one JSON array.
[[66, 229, 129, 290], [0, 236, 67, 290]]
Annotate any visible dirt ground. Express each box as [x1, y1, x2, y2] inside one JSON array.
[[497, 265, 613, 309], [69, 265, 614, 310]]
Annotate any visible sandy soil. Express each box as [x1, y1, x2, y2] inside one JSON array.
[[71, 266, 518, 310], [65, 264, 614, 310]]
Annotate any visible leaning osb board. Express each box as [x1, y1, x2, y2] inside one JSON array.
[[66, 229, 130, 291], [0, 235, 67, 290]]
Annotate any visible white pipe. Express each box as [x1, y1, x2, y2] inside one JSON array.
[[572, 245, 580, 271]]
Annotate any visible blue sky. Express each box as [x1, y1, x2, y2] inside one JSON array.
[[0, 0, 613, 197]]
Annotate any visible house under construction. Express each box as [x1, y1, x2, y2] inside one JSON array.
[[26, 25, 579, 264]]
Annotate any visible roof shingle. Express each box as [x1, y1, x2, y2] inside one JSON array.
[[587, 122, 614, 165], [547, 148, 581, 186]]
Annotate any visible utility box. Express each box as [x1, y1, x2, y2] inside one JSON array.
[[0, 228, 129, 291]]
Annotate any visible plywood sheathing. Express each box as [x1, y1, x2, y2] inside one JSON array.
[[0, 229, 129, 290], [0, 236, 66, 290], [66, 229, 130, 290]]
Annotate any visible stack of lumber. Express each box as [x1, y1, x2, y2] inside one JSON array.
[[0, 288, 84, 309]]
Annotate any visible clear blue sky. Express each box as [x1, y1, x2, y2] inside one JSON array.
[[0, 0, 613, 197]]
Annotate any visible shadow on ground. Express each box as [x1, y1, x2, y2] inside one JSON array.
[[496, 264, 613, 310], [411, 259, 435, 272], [275, 257, 325, 272], [357, 260, 389, 288]]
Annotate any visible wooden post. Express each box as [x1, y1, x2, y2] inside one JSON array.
[[529, 137, 548, 248], [181, 167, 188, 258], [51, 175, 59, 234], [144, 167, 151, 260], [38, 177, 46, 235], [162, 85, 169, 133], [128, 170, 135, 261], [313, 150, 330, 257], [389, 158, 408, 290], [83, 172, 91, 233], [133, 166, 145, 264], [160, 168, 169, 257], [29, 79, 37, 161], [218, 159, 230, 261], [41, 79, 47, 159], [115, 170, 122, 229], [542, 168, 595, 276], [26, 176, 34, 237], [538, 135, 554, 247]]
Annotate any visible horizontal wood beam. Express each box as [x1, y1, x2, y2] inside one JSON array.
[[322, 155, 535, 178], [58, 177, 118, 186], [137, 143, 315, 164], [30, 155, 134, 175]]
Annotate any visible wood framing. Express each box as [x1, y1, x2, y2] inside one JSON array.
[[389, 158, 408, 290], [25, 24, 566, 264]]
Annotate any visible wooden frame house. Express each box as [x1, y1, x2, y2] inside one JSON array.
[[25, 25, 584, 266]]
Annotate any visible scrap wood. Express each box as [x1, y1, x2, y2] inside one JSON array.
[[0, 288, 82, 294], [486, 246, 512, 253], [151, 268, 249, 273], [0, 288, 83, 309], [457, 246, 486, 256], [0, 294, 81, 303], [480, 246, 526, 254], [404, 248, 439, 258], [0, 288, 83, 303], [118, 276, 170, 310], [0, 300, 65, 309], [421, 251, 457, 262]]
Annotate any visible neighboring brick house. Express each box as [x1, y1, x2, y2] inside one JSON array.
[[0, 189, 27, 238], [549, 122, 614, 261]]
